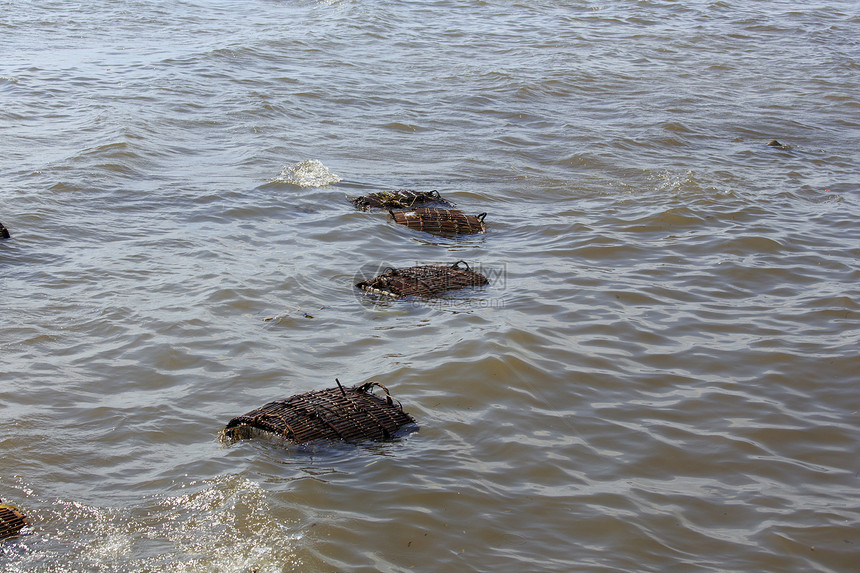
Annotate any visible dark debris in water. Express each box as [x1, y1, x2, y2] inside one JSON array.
[[262, 307, 324, 323]]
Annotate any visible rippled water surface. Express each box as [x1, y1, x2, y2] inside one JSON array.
[[2, 0, 859, 571]]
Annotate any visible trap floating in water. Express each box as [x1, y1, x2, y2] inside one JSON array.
[[221, 380, 415, 445], [356, 261, 489, 298], [0, 502, 28, 540], [390, 208, 486, 237], [349, 189, 453, 211]]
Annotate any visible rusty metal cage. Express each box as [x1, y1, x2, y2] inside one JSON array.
[[389, 208, 486, 237], [349, 189, 453, 211], [221, 381, 415, 445], [0, 504, 27, 540], [356, 261, 489, 298]]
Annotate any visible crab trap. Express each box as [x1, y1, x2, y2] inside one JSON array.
[[221, 381, 416, 445], [349, 189, 453, 211], [0, 503, 27, 540], [389, 208, 486, 237], [356, 260, 489, 298]]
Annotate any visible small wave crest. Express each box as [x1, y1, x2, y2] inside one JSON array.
[[273, 159, 342, 187], [3, 476, 309, 572]]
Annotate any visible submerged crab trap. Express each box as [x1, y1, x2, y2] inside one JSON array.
[[389, 208, 486, 237], [0, 503, 27, 540], [349, 189, 453, 211], [221, 381, 416, 445], [356, 261, 489, 298]]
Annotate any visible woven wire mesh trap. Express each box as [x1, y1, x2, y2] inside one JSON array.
[[0, 502, 28, 540], [389, 208, 486, 237], [220, 380, 416, 446], [349, 189, 453, 211], [356, 260, 489, 299]]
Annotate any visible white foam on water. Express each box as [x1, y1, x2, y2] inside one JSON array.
[[1, 476, 309, 573], [273, 159, 342, 187]]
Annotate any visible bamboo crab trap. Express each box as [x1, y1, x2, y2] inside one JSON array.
[[349, 189, 453, 211], [389, 208, 486, 237], [356, 261, 489, 298], [0, 503, 27, 540], [221, 381, 415, 445]]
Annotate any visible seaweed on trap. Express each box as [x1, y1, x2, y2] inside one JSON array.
[[349, 189, 453, 211]]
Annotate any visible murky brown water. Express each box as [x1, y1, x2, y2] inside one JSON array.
[[2, 0, 859, 571]]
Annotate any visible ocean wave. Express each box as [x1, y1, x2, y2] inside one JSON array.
[[272, 159, 342, 187]]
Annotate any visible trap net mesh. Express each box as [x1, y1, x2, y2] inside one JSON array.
[[349, 189, 453, 211], [389, 208, 486, 237], [0, 504, 27, 540], [356, 261, 489, 298], [221, 381, 415, 445]]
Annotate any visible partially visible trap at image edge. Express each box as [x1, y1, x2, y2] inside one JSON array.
[[221, 380, 416, 445], [356, 260, 489, 298], [0, 503, 28, 540]]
